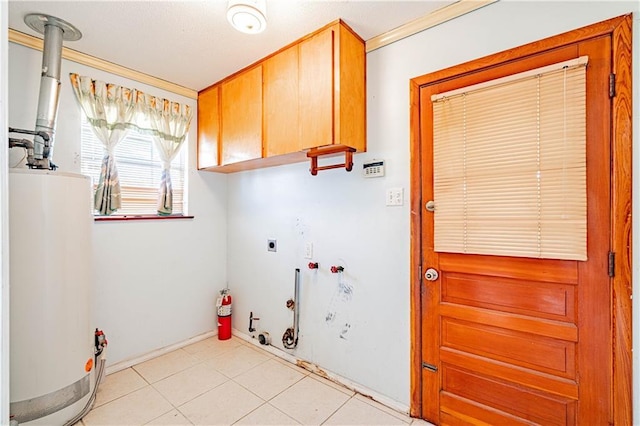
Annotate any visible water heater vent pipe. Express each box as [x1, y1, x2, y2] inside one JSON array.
[[19, 13, 82, 169]]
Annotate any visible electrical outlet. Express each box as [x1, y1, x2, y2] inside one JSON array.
[[386, 188, 404, 206], [267, 239, 277, 252], [304, 242, 313, 259]]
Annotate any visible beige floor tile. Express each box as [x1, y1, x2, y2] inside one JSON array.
[[269, 376, 351, 425], [94, 368, 148, 408], [308, 374, 355, 396], [145, 409, 193, 425], [179, 380, 264, 426], [183, 337, 243, 362], [234, 403, 300, 425], [83, 386, 172, 426], [353, 394, 412, 423], [234, 358, 305, 400], [411, 419, 436, 426], [324, 397, 408, 425], [209, 345, 271, 378], [272, 356, 311, 377], [134, 349, 199, 383], [153, 360, 228, 406]]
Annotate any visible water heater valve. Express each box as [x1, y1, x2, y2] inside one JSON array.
[[94, 328, 107, 357]]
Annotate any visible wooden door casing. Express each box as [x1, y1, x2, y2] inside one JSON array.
[[409, 15, 632, 426]]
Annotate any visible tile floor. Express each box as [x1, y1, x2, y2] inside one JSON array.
[[78, 336, 433, 426]]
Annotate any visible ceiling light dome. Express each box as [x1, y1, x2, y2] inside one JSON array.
[[227, 0, 267, 34]]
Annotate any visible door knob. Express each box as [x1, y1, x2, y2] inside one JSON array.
[[424, 268, 439, 281]]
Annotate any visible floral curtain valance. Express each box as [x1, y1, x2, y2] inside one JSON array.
[[69, 73, 192, 215]]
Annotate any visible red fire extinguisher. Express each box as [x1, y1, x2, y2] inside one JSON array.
[[217, 289, 232, 340]]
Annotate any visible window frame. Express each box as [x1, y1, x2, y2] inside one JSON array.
[[80, 116, 190, 219]]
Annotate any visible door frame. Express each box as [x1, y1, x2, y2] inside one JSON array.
[[409, 14, 632, 424]]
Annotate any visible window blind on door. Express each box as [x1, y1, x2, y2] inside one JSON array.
[[431, 56, 587, 260]]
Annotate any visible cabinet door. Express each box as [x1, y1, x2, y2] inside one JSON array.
[[337, 24, 366, 152], [197, 85, 220, 169], [220, 66, 263, 165], [264, 45, 300, 157], [299, 27, 334, 150]]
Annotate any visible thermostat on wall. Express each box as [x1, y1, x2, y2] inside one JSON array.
[[363, 160, 385, 178]]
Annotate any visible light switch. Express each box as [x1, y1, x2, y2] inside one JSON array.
[[304, 242, 313, 259], [386, 188, 404, 206]]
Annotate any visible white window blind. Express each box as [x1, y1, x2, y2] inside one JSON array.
[[432, 57, 587, 260], [80, 117, 186, 216]]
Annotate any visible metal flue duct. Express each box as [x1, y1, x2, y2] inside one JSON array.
[[10, 14, 82, 169]]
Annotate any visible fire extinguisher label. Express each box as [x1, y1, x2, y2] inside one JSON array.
[[218, 305, 231, 316]]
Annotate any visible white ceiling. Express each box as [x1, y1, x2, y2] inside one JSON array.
[[8, 0, 454, 92]]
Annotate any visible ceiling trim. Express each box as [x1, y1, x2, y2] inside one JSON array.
[[365, 0, 498, 53], [8, 29, 198, 100]]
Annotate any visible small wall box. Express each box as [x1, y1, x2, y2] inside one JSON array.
[[363, 160, 385, 178]]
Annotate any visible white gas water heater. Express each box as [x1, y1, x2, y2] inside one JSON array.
[[8, 14, 106, 425]]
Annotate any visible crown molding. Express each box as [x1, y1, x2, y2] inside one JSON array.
[[366, 0, 498, 53], [8, 29, 198, 100]]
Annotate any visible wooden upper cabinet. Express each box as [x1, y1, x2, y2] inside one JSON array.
[[264, 44, 300, 157], [220, 65, 263, 165], [299, 27, 334, 150], [335, 23, 366, 153], [300, 23, 366, 152], [197, 85, 219, 169], [197, 19, 365, 172]]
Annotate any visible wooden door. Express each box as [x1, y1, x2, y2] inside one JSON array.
[[416, 32, 616, 425], [220, 65, 263, 165]]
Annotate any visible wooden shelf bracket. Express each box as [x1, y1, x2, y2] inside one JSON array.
[[306, 145, 357, 176]]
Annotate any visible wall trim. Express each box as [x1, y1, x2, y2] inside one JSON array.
[[232, 329, 411, 416], [8, 29, 198, 100], [10, 1, 496, 97], [365, 0, 498, 53], [105, 328, 412, 417], [105, 330, 217, 375]]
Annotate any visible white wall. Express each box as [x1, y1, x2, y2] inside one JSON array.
[[1, 1, 11, 421], [7, 43, 228, 365], [5, 0, 638, 418], [227, 0, 639, 410]]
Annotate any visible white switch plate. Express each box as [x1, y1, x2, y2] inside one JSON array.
[[386, 188, 404, 206], [304, 242, 313, 259]]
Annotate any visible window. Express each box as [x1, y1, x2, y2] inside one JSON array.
[[80, 117, 187, 216]]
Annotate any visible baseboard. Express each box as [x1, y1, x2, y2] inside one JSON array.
[[232, 329, 411, 416], [104, 328, 411, 417], [105, 330, 217, 376]]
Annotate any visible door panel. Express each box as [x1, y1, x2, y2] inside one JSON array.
[[299, 27, 334, 149], [220, 66, 263, 165], [419, 36, 612, 425]]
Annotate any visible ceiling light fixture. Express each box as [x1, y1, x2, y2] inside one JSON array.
[[227, 0, 267, 35]]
